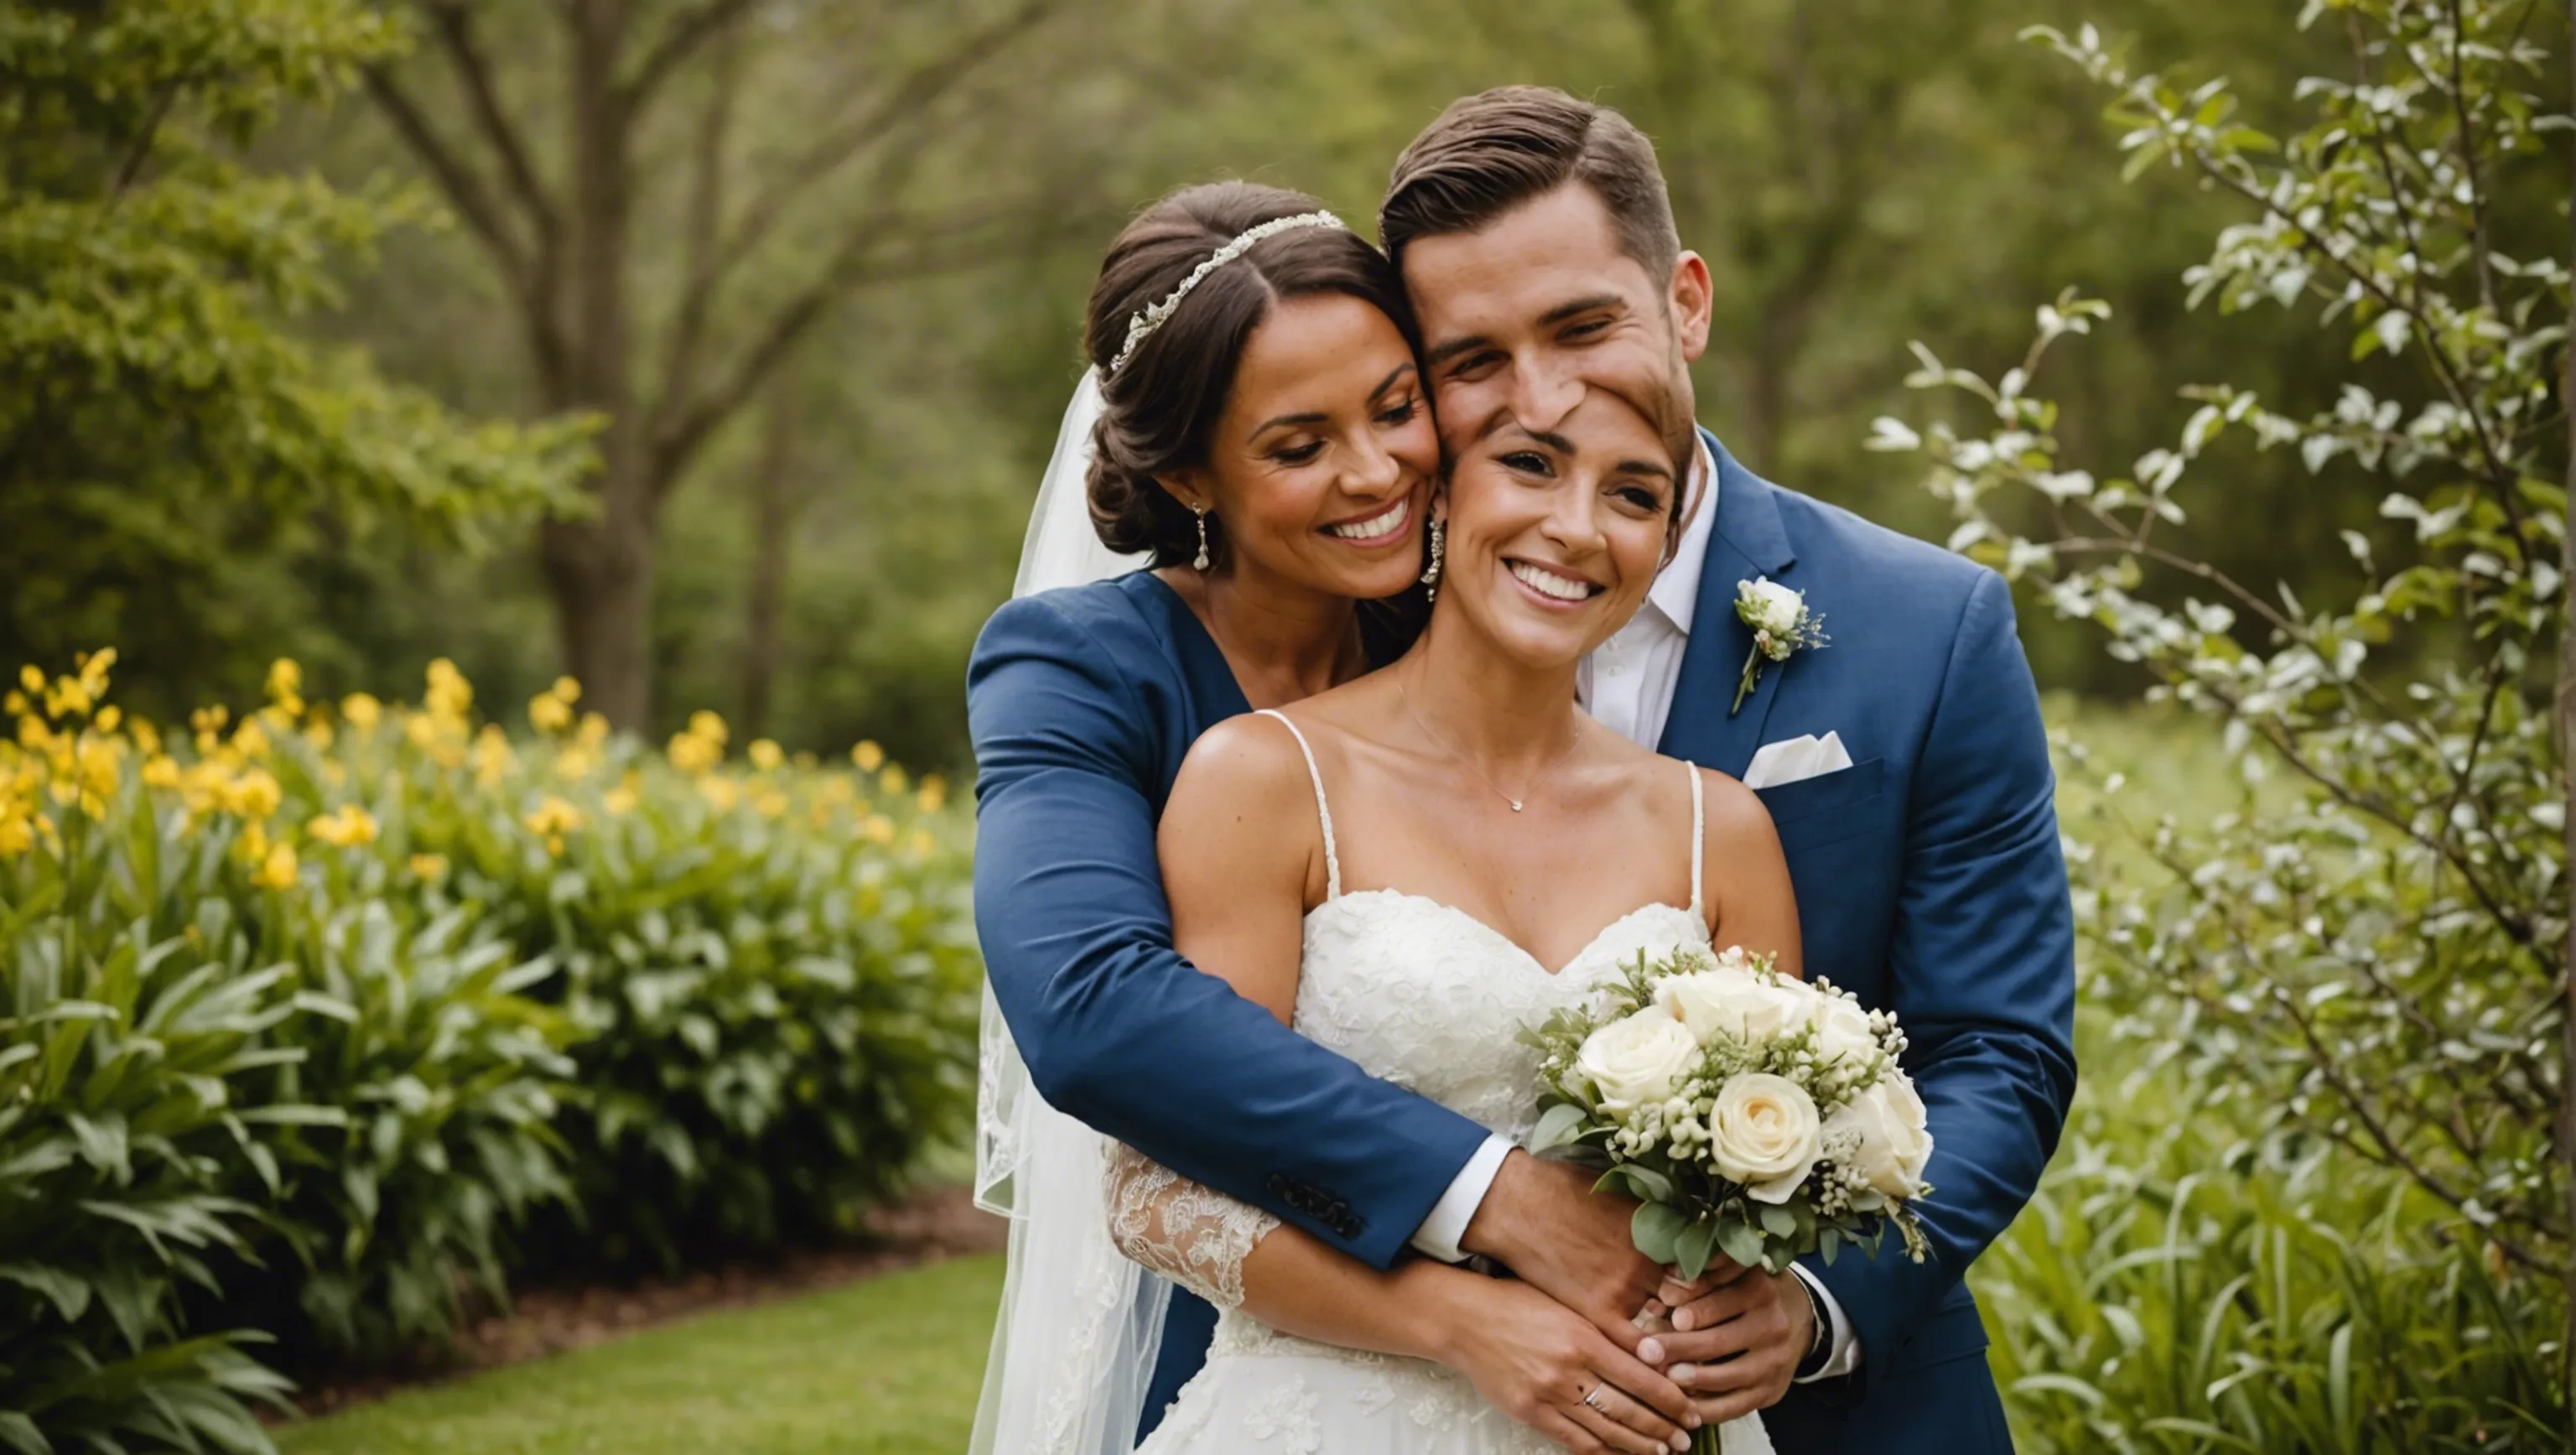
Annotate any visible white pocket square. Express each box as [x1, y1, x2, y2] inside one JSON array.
[[1741, 731, 1852, 791]]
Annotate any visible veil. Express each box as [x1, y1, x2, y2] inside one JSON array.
[[969, 368, 1160, 1455]]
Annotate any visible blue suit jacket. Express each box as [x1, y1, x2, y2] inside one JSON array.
[[966, 434, 2076, 1453]]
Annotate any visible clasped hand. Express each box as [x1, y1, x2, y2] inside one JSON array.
[[1457, 1152, 1811, 1453]]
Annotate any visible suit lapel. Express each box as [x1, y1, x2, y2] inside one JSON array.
[[1659, 435, 1799, 777]]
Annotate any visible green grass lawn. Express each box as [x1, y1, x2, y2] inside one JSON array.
[[276, 1255, 1005, 1455]]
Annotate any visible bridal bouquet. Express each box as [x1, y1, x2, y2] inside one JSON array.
[[1524, 945, 1931, 1282]]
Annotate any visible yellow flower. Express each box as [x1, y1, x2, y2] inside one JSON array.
[[553, 745, 596, 781], [16, 666, 40, 694], [231, 718, 271, 761], [474, 725, 513, 787], [142, 754, 181, 789], [341, 693, 383, 731], [225, 769, 282, 822], [575, 712, 610, 749], [879, 765, 909, 795], [688, 710, 729, 747], [266, 658, 304, 717], [754, 788, 789, 818], [667, 730, 720, 773], [95, 706, 121, 734], [425, 658, 474, 721], [851, 740, 885, 772], [749, 740, 784, 772], [523, 796, 584, 839], [73, 738, 121, 804], [304, 719, 335, 751], [551, 676, 582, 704], [529, 692, 574, 735], [307, 804, 380, 848], [0, 815, 31, 857], [698, 777, 740, 813], [130, 717, 160, 756], [253, 841, 299, 891], [4, 690, 25, 717], [410, 853, 449, 881], [862, 813, 896, 844], [917, 775, 948, 813], [604, 775, 641, 816]]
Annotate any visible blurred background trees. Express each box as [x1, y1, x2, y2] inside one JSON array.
[[8, 0, 2566, 768]]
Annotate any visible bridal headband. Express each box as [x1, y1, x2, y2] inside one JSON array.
[[1107, 210, 1347, 377]]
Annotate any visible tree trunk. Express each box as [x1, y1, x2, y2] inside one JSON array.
[[737, 382, 798, 741], [551, 0, 651, 729]]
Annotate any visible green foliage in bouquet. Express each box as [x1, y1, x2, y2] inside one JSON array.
[[1523, 945, 1931, 1281], [0, 651, 976, 1452]]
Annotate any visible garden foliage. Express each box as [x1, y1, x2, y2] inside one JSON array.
[[0, 654, 977, 1452], [1877, 0, 2573, 1442]]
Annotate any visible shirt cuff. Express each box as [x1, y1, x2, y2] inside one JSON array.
[[1408, 1134, 1515, 1263], [1788, 1265, 1863, 1381]]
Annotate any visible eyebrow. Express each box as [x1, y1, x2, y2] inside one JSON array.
[[1248, 364, 1415, 439], [1424, 294, 1628, 372]]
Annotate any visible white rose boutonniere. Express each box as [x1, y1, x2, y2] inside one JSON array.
[[1732, 577, 1828, 714]]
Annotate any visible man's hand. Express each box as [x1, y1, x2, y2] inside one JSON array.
[[1462, 1151, 1744, 1352], [1637, 1269, 1812, 1426]]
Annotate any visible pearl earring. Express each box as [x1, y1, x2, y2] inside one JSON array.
[[1192, 506, 1212, 572], [1420, 518, 1444, 603]]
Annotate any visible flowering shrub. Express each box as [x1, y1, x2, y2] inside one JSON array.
[[0, 651, 975, 1449]]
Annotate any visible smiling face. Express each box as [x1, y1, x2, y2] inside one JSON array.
[[1400, 181, 1711, 469], [1437, 387, 1683, 670], [1164, 291, 1438, 602]]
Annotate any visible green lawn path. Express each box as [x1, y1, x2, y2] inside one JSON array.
[[277, 1255, 1004, 1455]]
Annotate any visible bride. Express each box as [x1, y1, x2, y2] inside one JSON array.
[[1107, 382, 1797, 1455]]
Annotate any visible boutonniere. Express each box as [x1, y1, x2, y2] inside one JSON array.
[[1732, 577, 1828, 714]]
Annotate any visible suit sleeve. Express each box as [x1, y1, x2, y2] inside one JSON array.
[[1807, 569, 2079, 1372], [967, 595, 1491, 1270]]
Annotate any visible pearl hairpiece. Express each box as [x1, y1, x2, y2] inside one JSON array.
[[1106, 211, 1347, 377]]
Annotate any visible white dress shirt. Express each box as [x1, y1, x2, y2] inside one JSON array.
[[1407, 439, 1862, 1381]]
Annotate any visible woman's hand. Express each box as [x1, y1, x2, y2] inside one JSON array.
[[1428, 1273, 1701, 1454]]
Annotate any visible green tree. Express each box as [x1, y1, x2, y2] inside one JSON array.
[[0, 1, 586, 724]]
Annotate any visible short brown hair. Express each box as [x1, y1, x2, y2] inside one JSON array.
[[1379, 86, 1678, 283], [1082, 181, 1417, 569]]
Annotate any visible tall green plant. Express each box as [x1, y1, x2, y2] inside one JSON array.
[[1872, 0, 2573, 1431]]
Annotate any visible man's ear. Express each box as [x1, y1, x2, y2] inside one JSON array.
[[1668, 251, 1714, 365]]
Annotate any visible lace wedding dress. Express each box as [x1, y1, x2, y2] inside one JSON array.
[[1109, 711, 1771, 1455]]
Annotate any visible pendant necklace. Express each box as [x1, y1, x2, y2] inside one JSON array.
[[1397, 679, 1583, 813]]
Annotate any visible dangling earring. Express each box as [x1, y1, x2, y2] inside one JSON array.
[[1192, 505, 1212, 572], [1420, 518, 1444, 604]]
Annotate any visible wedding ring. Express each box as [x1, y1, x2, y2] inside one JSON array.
[[1582, 1385, 1607, 1411]]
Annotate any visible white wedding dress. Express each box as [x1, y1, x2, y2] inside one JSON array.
[[1110, 711, 1771, 1455]]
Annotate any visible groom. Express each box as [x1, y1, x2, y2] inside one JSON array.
[[1372, 86, 2075, 1448]]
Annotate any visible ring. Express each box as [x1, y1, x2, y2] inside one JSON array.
[[1582, 1385, 1607, 1411]]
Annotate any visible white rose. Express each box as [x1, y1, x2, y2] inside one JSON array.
[[1574, 1006, 1701, 1115], [1654, 966, 1758, 1043], [1706, 1073, 1823, 1204], [1741, 578, 1805, 637], [1823, 1075, 1933, 1199], [1661, 969, 1816, 1046], [1813, 993, 1879, 1067]]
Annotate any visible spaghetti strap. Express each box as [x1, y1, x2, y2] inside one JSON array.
[[1685, 761, 1706, 923], [1254, 709, 1342, 901]]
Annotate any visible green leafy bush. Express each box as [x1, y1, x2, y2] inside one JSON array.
[[0, 653, 974, 1452]]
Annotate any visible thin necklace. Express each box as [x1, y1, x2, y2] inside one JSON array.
[[1397, 678, 1583, 813]]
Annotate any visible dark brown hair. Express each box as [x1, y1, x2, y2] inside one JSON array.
[[1083, 182, 1417, 570], [1379, 86, 1679, 283]]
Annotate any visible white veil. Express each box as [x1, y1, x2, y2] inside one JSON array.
[[970, 368, 1160, 1455]]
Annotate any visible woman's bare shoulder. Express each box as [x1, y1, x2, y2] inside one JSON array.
[[1169, 709, 1324, 816]]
